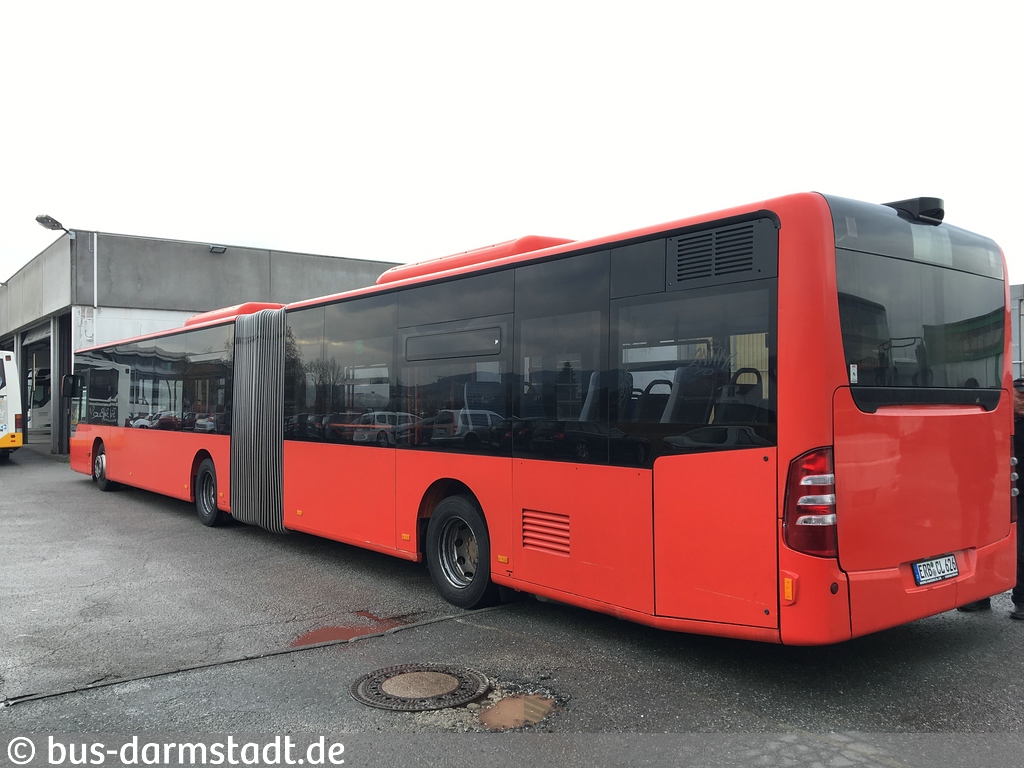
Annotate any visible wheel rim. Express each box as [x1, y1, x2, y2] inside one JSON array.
[[377, 432, 389, 446], [576, 442, 589, 460], [93, 451, 105, 481], [437, 517, 478, 589], [199, 472, 216, 516]]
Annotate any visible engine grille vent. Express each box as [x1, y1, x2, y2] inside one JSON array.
[[522, 509, 570, 557]]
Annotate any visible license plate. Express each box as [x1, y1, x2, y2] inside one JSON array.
[[912, 554, 959, 586]]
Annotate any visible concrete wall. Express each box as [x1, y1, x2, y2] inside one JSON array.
[[0, 237, 72, 340], [1, 231, 399, 345], [71, 233, 395, 313]]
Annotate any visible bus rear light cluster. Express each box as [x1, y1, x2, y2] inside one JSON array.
[[14, 413, 22, 432], [784, 447, 838, 558]]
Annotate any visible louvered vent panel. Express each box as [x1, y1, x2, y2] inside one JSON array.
[[671, 222, 760, 285], [673, 231, 715, 281], [522, 509, 570, 556], [713, 226, 755, 274]]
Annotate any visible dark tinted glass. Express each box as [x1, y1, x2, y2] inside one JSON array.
[[76, 324, 236, 433], [612, 283, 776, 461], [826, 195, 1003, 278], [836, 248, 1004, 398], [406, 327, 502, 361], [180, 325, 234, 434], [514, 253, 614, 463], [322, 295, 396, 445], [283, 306, 326, 440], [398, 270, 514, 328], [398, 316, 511, 455]]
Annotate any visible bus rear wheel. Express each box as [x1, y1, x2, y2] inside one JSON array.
[[195, 458, 226, 527], [92, 442, 117, 491], [425, 495, 499, 609]]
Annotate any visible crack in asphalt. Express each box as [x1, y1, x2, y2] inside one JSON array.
[[1, 605, 507, 709]]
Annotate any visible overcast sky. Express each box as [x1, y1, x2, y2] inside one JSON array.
[[2, 1, 1021, 287]]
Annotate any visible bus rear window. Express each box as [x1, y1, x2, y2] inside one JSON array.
[[835, 250, 1004, 406], [826, 195, 1005, 410]]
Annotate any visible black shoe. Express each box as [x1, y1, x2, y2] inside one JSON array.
[[958, 597, 992, 612], [1010, 603, 1024, 620]]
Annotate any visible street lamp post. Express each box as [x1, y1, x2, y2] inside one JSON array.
[[35, 214, 75, 238], [32, 214, 84, 458]]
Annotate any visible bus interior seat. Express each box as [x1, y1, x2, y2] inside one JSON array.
[[637, 378, 673, 421], [712, 367, 766, 424], [659, 365, 718, 424]]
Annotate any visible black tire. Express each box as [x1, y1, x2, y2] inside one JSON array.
[[376, 431, 390, 447], [574, 440, 590, 462], [195, 458, 226, 526], [92, 442, 117, 491], [463, 432, 480, 451], [425, 495, 499, 609]]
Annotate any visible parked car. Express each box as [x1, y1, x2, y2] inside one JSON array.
[[192, 413, 217, 432], [430, 409, 504, 450], [284, 412, 328, 440], [132, 410, 181, 430], [323, 411, 365, 443], [396, 414, 443, 446], [351, 411, 419, 446], [130, 413, 157, 429], [486, 417, 537, 452]]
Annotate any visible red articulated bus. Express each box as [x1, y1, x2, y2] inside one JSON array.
[[66, 193, 1017, 644]]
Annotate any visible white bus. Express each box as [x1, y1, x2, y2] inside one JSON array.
[[0, 351, 24, 462], [27, 366, 52, 431]]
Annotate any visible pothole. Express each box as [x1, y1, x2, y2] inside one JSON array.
[[479, 694, 556, 731], [408, 678, 564, 732], [351, 664, 490, 711]]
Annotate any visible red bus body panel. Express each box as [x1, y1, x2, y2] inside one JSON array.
[[654, 449, 778, 628], [510, 460, 654, 615], [395, 451, 513, 562], [833, 393, 1016, 636], [71, 425, 231, 510], [283, 442, 397, 553]]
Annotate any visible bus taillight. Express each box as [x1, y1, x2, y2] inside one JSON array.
[[784, 447, 837, 558], [15, 413, 22, 432]]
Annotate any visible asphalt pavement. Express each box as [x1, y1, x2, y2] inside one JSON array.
[[3, 435, 1024, 767]]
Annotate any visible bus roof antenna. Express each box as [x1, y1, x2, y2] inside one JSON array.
[[883, 197, 944, 225]]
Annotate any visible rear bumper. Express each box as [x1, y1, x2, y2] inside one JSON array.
[[847, 528, 1016, 638]]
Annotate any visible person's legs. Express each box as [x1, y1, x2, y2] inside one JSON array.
[[1011, 519, 1024, 619], [958, 597, 991, 612]]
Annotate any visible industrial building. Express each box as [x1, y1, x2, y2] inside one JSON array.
[[0, 224, 397, 455]]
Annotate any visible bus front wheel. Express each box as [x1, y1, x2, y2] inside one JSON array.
[[425, 495, 499, 609], [195, 458, 226, 527], [92, 443, 117, 492]]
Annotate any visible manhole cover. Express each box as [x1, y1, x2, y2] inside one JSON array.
[[351, 664, 490, 711]]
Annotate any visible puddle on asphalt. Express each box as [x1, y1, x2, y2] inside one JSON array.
[[291, 611, 410, 647], [478, 694, 556, 730]]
